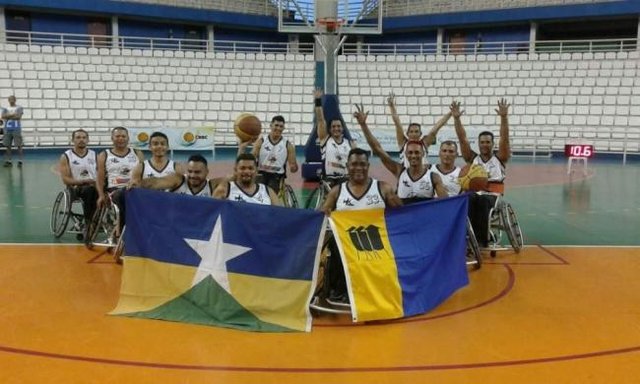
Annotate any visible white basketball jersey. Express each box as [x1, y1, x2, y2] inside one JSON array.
[[227, 182, 271, 205], [432, 165, 462, 196], [65, 149, 97, 181], [173, 176, 213, 197], [336, 179, 385, 211], [258, 135, 288, 175], [472, 154, 505, 182], [321, 137, 350, 177], [396, 167, 435, 199], [142, 159, 176, 179], [105, 149, 140, 189]]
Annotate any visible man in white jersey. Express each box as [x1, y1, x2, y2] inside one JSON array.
[[129, 131, 180, 188], [320, 148, 402, 303], [314, 89, 356, 185], [213, 153, 280, 205], [452, 99, 511, 247], [139, 154, 218, 197], [2, 96, 24, 167], [431, 140, 463, 197], [58, 129, 98, 224], [388, 93, 452, 168], [95, 126, 144, 235], [239, 115, 298, 194], [354, 104, 448, 204]]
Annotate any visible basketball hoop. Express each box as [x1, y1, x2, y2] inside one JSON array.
[[316, 17, 346, 34]]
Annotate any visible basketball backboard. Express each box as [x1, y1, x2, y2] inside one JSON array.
[[277, 0, 383, 35]]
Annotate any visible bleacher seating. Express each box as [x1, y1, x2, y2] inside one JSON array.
[[0, 42, 638, 154], [338, 51, 640, 154]]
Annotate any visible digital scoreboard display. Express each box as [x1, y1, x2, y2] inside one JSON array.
[[564, 144, 594, 158]]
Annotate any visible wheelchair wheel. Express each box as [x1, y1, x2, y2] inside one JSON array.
[[50, 190, 71, 238], [304, 185, 325, 210], [84, 205, 105, 249], [112, 226, 125, 263], [501, 203, 523, 253], [102, 204, 120, 247], [282, 184, 299, 208], [466, 219, 482, 270]]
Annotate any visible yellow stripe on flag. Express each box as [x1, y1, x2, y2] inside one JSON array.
[[228, 273, 313, 332], [111, 256, 197, 315], [330, 209, 403, 322]]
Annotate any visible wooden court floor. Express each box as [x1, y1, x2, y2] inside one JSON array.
[[1, 152, 639, 383]]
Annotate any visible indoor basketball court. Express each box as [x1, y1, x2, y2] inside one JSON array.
[[1, 152, 639, 383]]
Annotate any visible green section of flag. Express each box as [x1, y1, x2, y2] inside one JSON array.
[[120, 275, 294, 332]]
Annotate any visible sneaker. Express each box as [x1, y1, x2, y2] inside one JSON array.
[[3, 161, 11, 167], [17, 161, 23, 168]]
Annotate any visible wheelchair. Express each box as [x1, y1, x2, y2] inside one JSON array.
[[309, 230, 352, 315], [304, 174, 348, 210], [278, 178, 299, 208], [84, 191, 123, 255], [255, 173, 299, 208], [466, 217, 482, 269], [50, 188, 86, 240], [478, 191, 524, 257]]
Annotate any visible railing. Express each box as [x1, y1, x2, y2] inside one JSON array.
[[2, 30, 314, 54], [343, 38, 638, 55], [3, 30, 638, 56]]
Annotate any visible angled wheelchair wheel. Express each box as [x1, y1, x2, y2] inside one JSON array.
[[50, 190, 71, 238], [112, 226, 125, 264], [84, 205, 105, 249], [304, 186, 324, 209], [282, 184, 299, 208], [466, 219, 482, 270], [502, 203, 523, 253]]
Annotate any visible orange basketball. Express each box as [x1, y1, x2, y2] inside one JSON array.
[[459, 164, 489, 192], [234, 113, 262, 142], [468, 177, 489, 192]]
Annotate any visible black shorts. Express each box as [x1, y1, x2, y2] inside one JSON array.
[[257, 172, 285, 193]]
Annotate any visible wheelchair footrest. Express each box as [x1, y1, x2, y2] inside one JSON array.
[[309, 296, 352, 315]]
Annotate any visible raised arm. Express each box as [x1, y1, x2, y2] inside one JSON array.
[[451, 101, 474, 163], [314, 88, 328, 143], [249, 137, 262, 158], [139, 173, 183, 191], [286, 141, 298, 173], [495, 98, 511, 164], [422, 111, 452, 147], [238, 138, 254, 156], [354, 104, 402, 177], [387, 93, 405, 149]]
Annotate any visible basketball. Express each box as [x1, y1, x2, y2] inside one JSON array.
[[459, 164, 489, 192], [234, 113, 262, 142]]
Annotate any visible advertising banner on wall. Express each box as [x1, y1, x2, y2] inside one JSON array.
[[128, 126, 216, 151]]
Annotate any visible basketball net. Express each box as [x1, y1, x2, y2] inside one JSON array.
[[316, 17, 345, 34]]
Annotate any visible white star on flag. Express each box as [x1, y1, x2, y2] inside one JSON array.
[[184, 215, 251, 294]]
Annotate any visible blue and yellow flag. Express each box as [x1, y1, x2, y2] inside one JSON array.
[[111, 189, 326, 332], [329, 194, 469, 322]]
